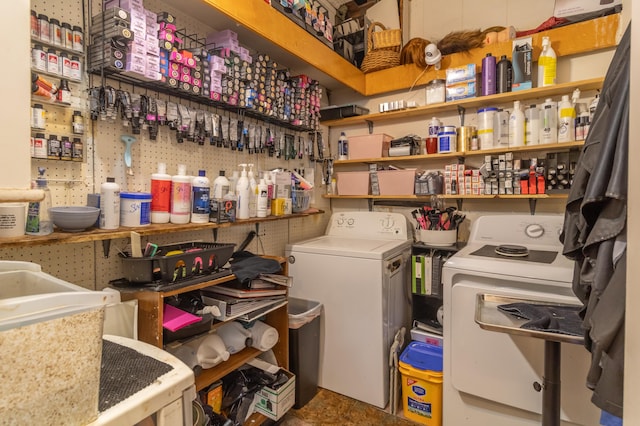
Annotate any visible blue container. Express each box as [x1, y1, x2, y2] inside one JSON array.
[[400, 341, 443, 372]]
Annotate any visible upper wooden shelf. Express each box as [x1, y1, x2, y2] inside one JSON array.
[[0, 209, 324, 249], [173, 2, 619, 97], [321, 78, 604, 127]]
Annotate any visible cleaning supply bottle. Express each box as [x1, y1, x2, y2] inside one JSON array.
[[338, 132, 348, 161], [236, 164, 250, 220], [212, 170, 230, 200], [537, 36, 556, 87], [25, 167, 53, 235], [264, 171, 274, 212], [170, 164, 191, 224], [481, 53, 496, 96], [557, 95, 576, 142], [539, 98, 558, 143], [496, 55, 513, 93], [191, 170, 210, 223], [150, 162, 171, 223], [248, 164, 257, 218], [257, 177, 269, 218], [508, 100, 525, 147], [524, 105, 540, 145], [99, 177, 120, 229]]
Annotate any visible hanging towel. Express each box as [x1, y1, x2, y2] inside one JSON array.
[[497, 302, 583, 336]]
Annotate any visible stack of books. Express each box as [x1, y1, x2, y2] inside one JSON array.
[[201, 274, 292, 322]]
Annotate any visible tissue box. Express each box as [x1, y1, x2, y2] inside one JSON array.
[[253, 369, 295, 421]]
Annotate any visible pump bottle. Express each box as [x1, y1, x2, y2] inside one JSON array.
[[26, 167, 53, 235], [150, 162, 171, 223], [557, 95, 576, 142], [537, 36, 557, 87], [99, 177, 120, 230], [191, 170, 210, 223], [170, 164, 191, 224], [509, 101, 525, 147], [236, 164, 250, 220]]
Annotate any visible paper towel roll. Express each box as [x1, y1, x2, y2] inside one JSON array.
[[249, 320, 279, 351]]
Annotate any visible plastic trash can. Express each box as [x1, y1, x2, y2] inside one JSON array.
[[288, 297, 322, 409]]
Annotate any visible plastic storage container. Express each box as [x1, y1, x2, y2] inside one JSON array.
[[336, 171, 370, 195], [288, 297, 322, 409], [347, 134, 392, 159], [399, 341, 443, 426], [377, 169, 416, 195], [0, 261, 119, 424], [291, 189, 312, 212]]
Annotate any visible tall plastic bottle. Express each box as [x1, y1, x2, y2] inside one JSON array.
[[257, 178, 269, 218], [481, 53, 496, 96], [539, 98, 558, 143], [170, 164, 191, 224], [264, 171, 274, 211], [248, 164, 257, 218], [557, 95, 576, 142], [524, 105, 540, 145], [537, 36, 557, 87], [212, 170, 230, 200], [191, 170, 210, 223], [494, 108, 510, 147], [236, 164, 250, 220], [338, 132, 348, 160], [509, 100, 525, 147], [99, 177, 120, 229], [229, 170, 239, 197], [26, 167, 53, 235], [150, 162, 171, 223], [496, 55, 513, 94]]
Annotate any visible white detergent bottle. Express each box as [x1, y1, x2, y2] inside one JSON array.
[[248, 163, 257, 218], [537, 36, 556, 87], [150, 162, 171, 223], [190, 170, 210, 223], [170, 164, 191, 224], [539, 98, 558, 144], [558, 95, 576, 142], [236, 164, 250, 220], [508, 100, 525, 147]]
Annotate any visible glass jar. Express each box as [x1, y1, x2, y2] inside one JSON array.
[[426, 79, 445, 105]]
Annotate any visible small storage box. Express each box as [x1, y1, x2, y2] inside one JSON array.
[[336, 171, 370, 195], [120, 242, 235, 284], [348, 133, 392, 159], [377, 169, 416, 195], [253, 368, 296, 421]]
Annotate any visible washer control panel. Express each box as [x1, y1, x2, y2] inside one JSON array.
[[327, 211, 409, 240], [470, 214, 564, 248]]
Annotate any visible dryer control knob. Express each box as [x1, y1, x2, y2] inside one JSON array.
[[287, 255, 295, 264], [525, 224, 545, 238]]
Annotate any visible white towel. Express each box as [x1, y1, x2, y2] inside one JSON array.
[[250, 320, 279, 351]]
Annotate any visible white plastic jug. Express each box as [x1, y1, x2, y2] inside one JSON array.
[[249, 320, 279, 351], [217, 321, 253, 354], [196, 333, 230, 369]]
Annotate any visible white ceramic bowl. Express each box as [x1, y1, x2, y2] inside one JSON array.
[[49, 206, 100, 232]]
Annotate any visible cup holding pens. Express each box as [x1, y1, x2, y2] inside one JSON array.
[[418, 229, 457, 246]]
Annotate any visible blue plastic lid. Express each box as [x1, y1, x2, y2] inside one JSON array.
[[120, 192, 151, 200], [400, 341, 443, 372], [198, 170, 206, 176], [477, 107, 498, 113]]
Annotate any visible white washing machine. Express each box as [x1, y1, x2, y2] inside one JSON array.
[[285, 211, 412, 409], [442, 214, 600, 425]]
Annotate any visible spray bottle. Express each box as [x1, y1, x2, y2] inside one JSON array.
[[191, 170, 210, 223], [25, 167, 53, 235], [150, 162, 171, 223], [537, 36, 557, 87], [236, 164, 250, 220], [170, 164, 191, 224]]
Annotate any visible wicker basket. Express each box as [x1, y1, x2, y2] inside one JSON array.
[[360, 22, 400, 73], [370, 22, 402, 52]]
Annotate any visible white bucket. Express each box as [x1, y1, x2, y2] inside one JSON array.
[[0, 203, 26, 237]]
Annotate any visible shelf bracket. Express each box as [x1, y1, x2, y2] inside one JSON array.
[[456, 198, 463, 211], [366, 120, 374, 134], [529, 199, 537, 215], [212, 228, 218, 242], [368, 198, 374, 211], [102, 240, 111, 258]]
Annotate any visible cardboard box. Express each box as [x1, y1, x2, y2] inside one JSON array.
[[445, 64, 476, 85], [512, 37, 532, 91], [553, 0, 621, 21], [253, 368, 295, 421], [377, 169, 415, 195], [348, 133, 392, 159], [446, 81, 476, 102], [336, 171, 370, 195]]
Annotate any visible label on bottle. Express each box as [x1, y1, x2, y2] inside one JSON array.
[[171, 182, 191, 215], [191, 187, 211, 215], [151, 179, 171, 213], [25, 203, 41, 233]]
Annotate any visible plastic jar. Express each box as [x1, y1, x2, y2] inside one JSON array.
[[437, 125, 457, 153], [120, 192, 152, 227], [426, 79, 445, 105], [477, 107, 498, 149]]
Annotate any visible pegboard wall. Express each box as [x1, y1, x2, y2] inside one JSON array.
[[17, 0, 332, 288]]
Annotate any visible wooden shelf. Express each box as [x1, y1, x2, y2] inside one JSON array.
[[0, 209, 325, 249], [321, 78, 604, 127], [195, 347, 262, 391], [323, 194, 567, 200]]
